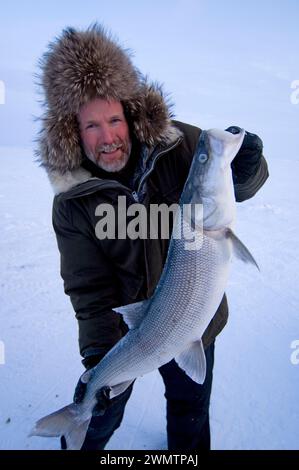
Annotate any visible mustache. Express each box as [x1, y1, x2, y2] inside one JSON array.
[[97, 143, 122, 153]]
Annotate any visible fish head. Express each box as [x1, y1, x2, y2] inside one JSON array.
[[181, 128, 245, 230]]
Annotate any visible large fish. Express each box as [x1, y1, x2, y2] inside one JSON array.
[[30, 128, 258, 449]]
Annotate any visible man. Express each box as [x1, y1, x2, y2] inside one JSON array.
[[37, 24, 268, 450]]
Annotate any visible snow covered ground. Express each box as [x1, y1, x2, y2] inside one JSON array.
[[0, 146, 298, 450]]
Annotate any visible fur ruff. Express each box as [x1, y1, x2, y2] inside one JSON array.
[[36, 24, 177, 177]]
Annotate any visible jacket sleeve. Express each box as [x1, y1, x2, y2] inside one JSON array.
[[233, 155, 268, 202], [52, 194, 145, 362]]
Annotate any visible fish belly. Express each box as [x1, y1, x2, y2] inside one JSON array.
[[87, 232, 232, 401]]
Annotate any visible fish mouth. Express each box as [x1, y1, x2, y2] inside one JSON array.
[[195, 130, 210, 158]]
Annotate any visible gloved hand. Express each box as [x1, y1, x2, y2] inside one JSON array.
[[73, 353, 111, 416], [61, 354, 111, 450], [226, 126, 263, 184], [73, 368, 94, 404]]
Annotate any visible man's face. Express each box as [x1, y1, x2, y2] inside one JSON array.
[[78, 98, 131, 172]]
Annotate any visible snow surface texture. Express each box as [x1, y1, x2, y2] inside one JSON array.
[[0, 147, 298, 450]]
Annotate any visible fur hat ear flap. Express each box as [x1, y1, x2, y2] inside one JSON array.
[[36, 111, 82, 172]]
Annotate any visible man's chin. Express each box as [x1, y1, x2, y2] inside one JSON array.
[[98, 153, 130, 172]]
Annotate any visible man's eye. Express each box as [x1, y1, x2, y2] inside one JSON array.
[[86, 124, 95, 129], [111, 118, 121, 124]]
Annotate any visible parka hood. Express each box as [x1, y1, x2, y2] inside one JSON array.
[[36, 24, 180, 190]]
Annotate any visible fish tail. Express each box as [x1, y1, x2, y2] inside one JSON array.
[[29, 403, 91, 450]]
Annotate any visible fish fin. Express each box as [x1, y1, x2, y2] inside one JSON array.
[[29, 403, 91, 450], [113, 299, 150, 329], [175, 339, 206, 384], [226, 228, 260, 270], [63, 418, 91, 450], [109, 379, 135, 399]]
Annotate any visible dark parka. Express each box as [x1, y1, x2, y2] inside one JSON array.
[[36, 25, 269, 368]]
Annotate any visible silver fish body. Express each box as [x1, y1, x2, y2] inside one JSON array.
[[30, 128, 257, 449]]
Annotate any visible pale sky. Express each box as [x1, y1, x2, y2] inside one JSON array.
[[0, 0, 298, 159]]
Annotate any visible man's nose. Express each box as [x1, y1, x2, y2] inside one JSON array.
[[99, 126, 114, 145]]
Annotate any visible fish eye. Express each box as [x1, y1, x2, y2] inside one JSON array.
[[198, 153, 208, 163]]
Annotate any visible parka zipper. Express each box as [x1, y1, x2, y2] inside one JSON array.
[[132, 191, 139, 202], [135, 137, 183, 200]]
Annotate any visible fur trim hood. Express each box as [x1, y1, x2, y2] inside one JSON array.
[[36, 24, 178, 176]]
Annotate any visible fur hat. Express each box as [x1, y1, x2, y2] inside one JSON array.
[[36, 24, 176, 174]]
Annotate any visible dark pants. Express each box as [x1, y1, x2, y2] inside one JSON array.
[[80, 341, 215, 450], [80, 383, 134, 450]]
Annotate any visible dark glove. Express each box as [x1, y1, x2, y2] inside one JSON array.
[[60, 354, 111, 449], [73, 353, 105, 403], [226, 126, 263, 184], [73, 368, 94, 404], [73, 353, 112, 416], [73, 371, 112, 416]]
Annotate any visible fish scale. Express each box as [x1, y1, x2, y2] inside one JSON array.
[[83, 226, 232, 406]]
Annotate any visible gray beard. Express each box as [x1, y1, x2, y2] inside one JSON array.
[[84, 142, 132, 173]]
